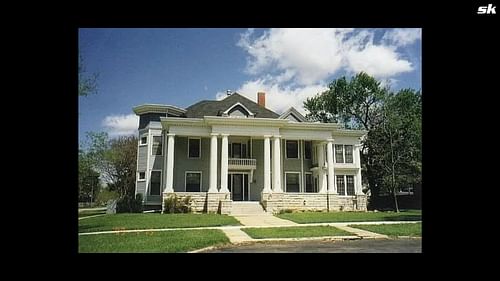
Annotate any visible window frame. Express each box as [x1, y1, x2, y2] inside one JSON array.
[[149, 170, 162, 196], [285, 171, 301, 192], [336, 174, 356, 196], [285, 140, 299, 159], [336, 175, 346, 196], [151, 135, 163, 156], [304, 141, 312, 160], [138, 171, 146, 182], [185, 171, 202, 192], [188, 138, 201, 159], [305, 172, 315, 193], [335, 144, 344, 163], [346, 175, 355, 196], [139, 135, 148, 146], [344, 145, 353, 163]]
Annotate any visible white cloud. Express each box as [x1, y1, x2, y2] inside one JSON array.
[[346, 45, 412, 77], [102, 114, 138, 137], [227, 28, 419, 115], [238, 28, 415, 83], [238, 28, 352, 85], [382, 28, 421, 47]]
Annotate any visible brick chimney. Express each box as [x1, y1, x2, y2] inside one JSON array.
[[257, 92, 266, 107]]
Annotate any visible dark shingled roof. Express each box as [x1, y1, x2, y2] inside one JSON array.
[[184, 93, 279, 119]]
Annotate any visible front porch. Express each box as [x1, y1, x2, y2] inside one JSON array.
[[156, 116, 366, 213]]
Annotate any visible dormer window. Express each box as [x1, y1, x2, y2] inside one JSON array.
[[223, 102, 255, 118]]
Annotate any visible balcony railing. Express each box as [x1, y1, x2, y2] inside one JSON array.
[[228, 158, 257, 170]]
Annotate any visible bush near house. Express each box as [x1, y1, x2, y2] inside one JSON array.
[[116, 194, 143, 213], [163, 194, 192, 214]]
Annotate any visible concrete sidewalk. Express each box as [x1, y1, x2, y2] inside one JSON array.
[[79, 220, 419, 237], [231, 214, 298, 227]]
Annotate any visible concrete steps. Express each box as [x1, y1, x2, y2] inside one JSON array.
[[231, 202, 266, 215]]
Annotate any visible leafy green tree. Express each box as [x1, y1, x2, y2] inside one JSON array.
[[78, 149, 101, 204], [78, 55, 98, 96], [372, 89, 421, 211], [84, 132, 138, 198], [304, 73, 421, 210], [304, 72, 389, 205]]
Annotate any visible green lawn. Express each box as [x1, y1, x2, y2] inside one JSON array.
[[242, 226, 353, 239], [78, 209, 106, 218], [349, 223, 421, 237], [79, 213, 241, 233], [79, 229, 229, 253], [277, 210, 421, 223]]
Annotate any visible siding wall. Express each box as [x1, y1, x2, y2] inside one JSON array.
[[173, 137, 210, 192], [281, 139, 313, 192]]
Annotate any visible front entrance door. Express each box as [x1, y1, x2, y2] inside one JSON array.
[[228, 173, 249, 201]]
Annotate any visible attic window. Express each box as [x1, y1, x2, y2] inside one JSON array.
[[228, 105, 249, 117], [286, 114, 301, 122], [224, 102, 255, 118]]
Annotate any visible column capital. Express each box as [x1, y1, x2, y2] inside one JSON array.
[[167, 133, 176, 137], [327, 138, 335, 143], [273, 135, 282, 139], [263, 135, 272, 139], [210, 133, 219, 137], [220, 133, 230, 137]]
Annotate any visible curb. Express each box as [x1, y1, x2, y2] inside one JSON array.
[[188, 246, 220, 253], [250, 235, 361, 242]]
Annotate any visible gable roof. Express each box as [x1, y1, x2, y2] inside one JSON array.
[[278, 107, 307, 122], [184, 93, 279, 118]]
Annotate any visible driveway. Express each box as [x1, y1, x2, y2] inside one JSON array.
[[200, 238, 422, 253]]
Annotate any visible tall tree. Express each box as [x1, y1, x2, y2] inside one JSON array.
[[78, 55, 98, 96], [304, 72, 389, 205], [79, 149, 101, 204], [84, 132, 138, 198], [371, 89, 421, 211]]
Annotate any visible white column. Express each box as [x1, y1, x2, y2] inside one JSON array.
[[318, 143, 327, 193], [272, 136, 282, 192], [209, 133, 219, 193], [327, 139, 336, 193], [164, 133, 175, 193], [263, 135, 271, 193], [220, 134, 229, 193], [162, 130, 168, 193], [354, 144, 363, 195]]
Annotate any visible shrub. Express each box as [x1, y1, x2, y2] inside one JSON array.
[[163, 194, 192, 214], [278, 208, 294, 214], [116, 194, 143, 213]]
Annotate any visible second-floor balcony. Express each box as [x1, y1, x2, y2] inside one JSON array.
[[228, 158, 257, 170]]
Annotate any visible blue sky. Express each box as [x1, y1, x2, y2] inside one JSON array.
[[79, 28, 421, 143]]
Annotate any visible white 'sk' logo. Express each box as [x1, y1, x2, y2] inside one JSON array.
[[478, 4, 496, 14]]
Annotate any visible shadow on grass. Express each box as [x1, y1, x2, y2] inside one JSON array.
[[381, 215, 421, 221]]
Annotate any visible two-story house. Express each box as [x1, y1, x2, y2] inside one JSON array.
[[133, 92, 367, 214]]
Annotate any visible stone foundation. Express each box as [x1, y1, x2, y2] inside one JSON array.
[[261, 192, 367, 213], [162, 192, 232, 214]]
